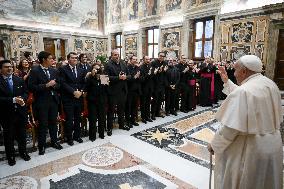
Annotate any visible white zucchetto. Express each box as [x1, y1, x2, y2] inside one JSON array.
[[238, 55, 263, 73]]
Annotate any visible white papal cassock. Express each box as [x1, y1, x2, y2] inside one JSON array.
[[211, 73, 283, 189]]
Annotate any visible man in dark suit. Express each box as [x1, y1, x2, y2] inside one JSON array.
[[0, 60, 30, 166], [140, 56, 154, 123], [125, 56, 141, 127], [28, 51, 62, 155], [59, 52, 85, 145], [105, 49, 130, 136], [165, 58, 180, 116], [77, 53, 92, 76], [151, 52, 167, 120]]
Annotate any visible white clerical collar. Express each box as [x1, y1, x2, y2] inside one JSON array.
[[241, 73, 261, 85]]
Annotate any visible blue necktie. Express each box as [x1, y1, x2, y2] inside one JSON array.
[[6, 77, 13, 93], [72, 67, 77, 78]]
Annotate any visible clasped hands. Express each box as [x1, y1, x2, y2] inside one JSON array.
[[15, 96, 25, 106], [73, 90, 83, 99]]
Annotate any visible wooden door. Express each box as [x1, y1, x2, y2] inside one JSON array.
[[43, 38, 55, 57], [0, 40, 4, 58], [60, 39, 66, 59], [275, 29, 284, 90]]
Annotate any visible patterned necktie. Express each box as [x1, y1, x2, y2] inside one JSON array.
[[6, 77, 13, 93], [43, 68, 50, 80]]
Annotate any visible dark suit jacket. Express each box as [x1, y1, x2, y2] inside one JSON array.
[[59, 64, 86, 102], [28, 65, 60, 105], [104, 59, 129, 97], [140, 63, 154, 94], [85, 75, 107, 102], [0, 75, 28, 122], [127, 64, 141, 94], [151, 59, 167, 90], [77, 63, 92, 76]]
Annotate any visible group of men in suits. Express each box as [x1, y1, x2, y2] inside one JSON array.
[[0, 49, 235, 166]]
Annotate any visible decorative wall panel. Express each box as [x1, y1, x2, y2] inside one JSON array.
[[219, 16, 268, 64], [74, 37, 107, 60], [125, 35, 138, 58], [161, 27, 182, 59], [10, 32, 39, 60], [96, 39, 108, 55]]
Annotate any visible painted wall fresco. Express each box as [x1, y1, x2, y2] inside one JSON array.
[[143, 0, 158, 16], [161, 27, 182, 59], [125, 35, 138, 58], [126, 0, 139, 20], [110, 0, 122, 24], [0, 0, 99, 30], [219, 16, 268, 64], [165, 0, 182, 12]]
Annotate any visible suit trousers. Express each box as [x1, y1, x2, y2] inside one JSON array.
[[107, 94, 126, 130], [140, 91, 152, 120], [63, 99, 83, 140], [88, 98, 106, 139], [35, 96, 59, 148], [151, 88, 165, 116], [125, 91, 139, 123], [1, 110, 27, 158], [165, 88, 177, 113]]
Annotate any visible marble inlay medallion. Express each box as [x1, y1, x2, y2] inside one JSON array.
[[82, 146, 123, 167], [0, 176, 37, 189]]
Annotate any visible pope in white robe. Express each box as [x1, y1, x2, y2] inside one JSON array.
[[208, 55, 283, 189]]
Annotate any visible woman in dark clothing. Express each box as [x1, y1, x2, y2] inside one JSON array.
[[85, 64, 108, 141], [16, 59, 31, 81]]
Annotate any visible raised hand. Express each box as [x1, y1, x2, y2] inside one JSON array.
[[217, 65, 228, 83]]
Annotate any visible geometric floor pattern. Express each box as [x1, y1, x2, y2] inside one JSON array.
[[132, 107, 219, 168]]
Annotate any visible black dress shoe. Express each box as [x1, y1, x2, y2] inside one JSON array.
[[7, 157, 16, 166], [146, 118, 153, 122], [51, 142, 63, 150], [74, 138, 83, 143], [119, 125, 130, 131], [171, 111, 177, 116], [156, 114, 165, 118], [67, 140, 74, 146], [39, 147, 45, 155], [127, 123, 133, 128], [89, 138, 96, 142], [141, 119, 147, 124], [151, 116, 156, 120], [131, 122, 139, 126], [107, 130, 112, 136], [19, 152, 31, 161], [99, 134, 105, 139]]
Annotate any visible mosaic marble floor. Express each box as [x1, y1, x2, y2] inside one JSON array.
[[0, 104, 282, 189]]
